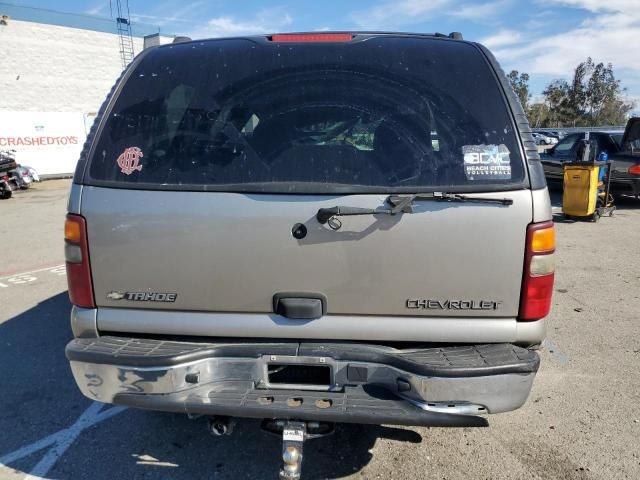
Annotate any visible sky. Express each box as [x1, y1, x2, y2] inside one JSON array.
[[8, 0, 640, 108]]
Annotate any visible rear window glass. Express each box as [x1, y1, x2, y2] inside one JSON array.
[[87, 37, 525, 193]]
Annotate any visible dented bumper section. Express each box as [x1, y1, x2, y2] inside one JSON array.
[[66, 337, 539, 427]]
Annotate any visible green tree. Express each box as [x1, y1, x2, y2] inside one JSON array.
[[542, 80, 570, 127], [539, 58, 634, 127], [528, 102, 550, 128], [507, 70, 531, 112]]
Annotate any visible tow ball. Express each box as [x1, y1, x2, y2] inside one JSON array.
[[262, 419, 334, 480], [205, 416, 333, 479]]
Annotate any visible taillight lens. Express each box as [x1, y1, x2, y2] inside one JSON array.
[[519, 221, 555, 321], [64, 214, 95, 308], [629, 164, 640, 176], [270, 33, 353, 42]]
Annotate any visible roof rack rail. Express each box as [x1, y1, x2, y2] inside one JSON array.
[[433, 32, 463, 40], [173, 36, 192, 44]]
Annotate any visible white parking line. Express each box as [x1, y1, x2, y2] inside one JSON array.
[[0, 264, 66, 291], [0, 264, 65, 281], [0, 402, 127, 477], [0, 263, 64, 280]]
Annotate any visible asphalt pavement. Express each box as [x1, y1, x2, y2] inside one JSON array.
[[0, 180, 638, 479]]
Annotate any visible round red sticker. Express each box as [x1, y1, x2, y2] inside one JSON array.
[[117, 147, 144, 175]]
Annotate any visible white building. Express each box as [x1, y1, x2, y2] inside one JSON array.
[[0, 6, 173, 175]]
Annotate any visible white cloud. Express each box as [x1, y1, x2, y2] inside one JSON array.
[[450, 0, 510, 21], [351, 0, 512, 29], [131, 2, 206, 26], [493, 17, 639, 76], [350, 0, 451, 29], [489, 0, 639, 98], [84, 4, 107, 16], [539, 0, 637, 13], [480, 29, 522, 48], [190, 9, 293, 39]]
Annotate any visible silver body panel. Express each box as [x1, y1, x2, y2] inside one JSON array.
[[531, 187, 552, 223], [94, 307, 546, 345], [67, 182, 82, 214], [82, 187, 534, 323], [71, 306, 98, 338]]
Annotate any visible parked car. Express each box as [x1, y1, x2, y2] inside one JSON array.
[[540, 125, 640, 196], [64, 32, 554, 478], [13, 165, 33, 189], [0, 150, 18, 199], [532, 132, 556, 145], [542, 131, 561, 140], [23, 166, 40, 182]]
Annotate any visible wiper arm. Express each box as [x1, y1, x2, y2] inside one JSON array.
[[388, 192, 514, 207], [316, 192, 512, 231], [316, 195, 415, 229], [316, 205, 392, 227]]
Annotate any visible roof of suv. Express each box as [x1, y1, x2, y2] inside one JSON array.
[[167, 31, 467, 46]]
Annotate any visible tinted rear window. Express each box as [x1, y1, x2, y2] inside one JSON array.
[[86, 36, 525, 193]]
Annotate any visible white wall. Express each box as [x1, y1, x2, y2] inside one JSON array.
[[0, 111, 90, 175], [0, 19, 144, 114], [0, 19, 170, 174]]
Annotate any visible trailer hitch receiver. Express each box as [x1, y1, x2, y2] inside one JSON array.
[[261, 419, 334, 479], [280, 421, 305, 480]]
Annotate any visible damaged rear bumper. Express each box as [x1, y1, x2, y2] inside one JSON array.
[[66, 337, 539, 428]]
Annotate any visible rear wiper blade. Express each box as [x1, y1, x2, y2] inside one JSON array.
[[316, 192, 513, 230], [387, 192, 514, 208]]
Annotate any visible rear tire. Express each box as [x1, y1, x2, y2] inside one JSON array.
[[1, 189, 12, 200]]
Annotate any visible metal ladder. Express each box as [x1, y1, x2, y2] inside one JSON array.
[[113, 0, 135, 69]]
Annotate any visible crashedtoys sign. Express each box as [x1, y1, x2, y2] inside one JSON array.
[[0, 112, 92, 175]]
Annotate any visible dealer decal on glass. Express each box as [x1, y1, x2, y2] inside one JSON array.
[[462, 144, 511, 180]]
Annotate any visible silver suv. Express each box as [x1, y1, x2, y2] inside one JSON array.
[[64, 32, 554, 477]]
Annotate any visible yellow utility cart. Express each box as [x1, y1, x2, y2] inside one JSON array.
[[562, 160, 615, 221]]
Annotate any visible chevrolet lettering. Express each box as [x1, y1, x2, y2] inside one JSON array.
[[406, 299, 502, 310]]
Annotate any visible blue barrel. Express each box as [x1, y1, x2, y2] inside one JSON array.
[[598, 152, 608, 181]]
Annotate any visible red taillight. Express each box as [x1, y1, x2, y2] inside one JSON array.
[[519, 221, 555, 321], [629, 164, 640, 176], [270, 33, 353, 43], [64, 214, 95, 308]]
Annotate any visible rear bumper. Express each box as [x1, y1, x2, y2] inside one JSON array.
[[604, 177, 640, 196], [66, 337, 539, 427]]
